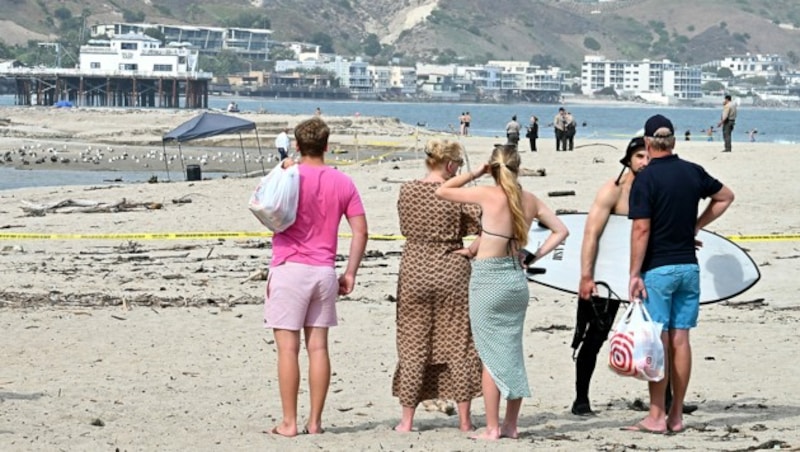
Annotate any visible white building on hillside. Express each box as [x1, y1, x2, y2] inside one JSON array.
[[710, 53, 786, 78], [91, 23, 271, 60], [283, 42, 322, 62], [322, 57, 371, 94], [389, 66, 417, 95], [79, 33, 201, 76], [581, 55, 701, 101], [487, 60, 564, 91]]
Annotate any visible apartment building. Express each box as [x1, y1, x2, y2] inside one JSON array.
[[581, 55, 701, 100], [91, 23, 271, 60]]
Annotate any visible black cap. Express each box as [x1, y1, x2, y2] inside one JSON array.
[[620, 136, 646, 167], [643, 114, 674, 138]]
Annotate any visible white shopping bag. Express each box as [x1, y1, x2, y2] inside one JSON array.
[[248, 164, 299, 232], [608, 300, 665, 382]]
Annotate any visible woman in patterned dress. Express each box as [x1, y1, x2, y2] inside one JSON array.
[[436, 144, 568, 440], [393, 139, 483, 432]]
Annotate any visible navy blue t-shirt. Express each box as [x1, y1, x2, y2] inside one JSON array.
[[628, 154, 723, 271]]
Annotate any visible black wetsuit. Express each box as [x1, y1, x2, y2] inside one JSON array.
[[571, 290, 621, 413]]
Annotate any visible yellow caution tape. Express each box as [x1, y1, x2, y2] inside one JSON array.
[[0, 231, 404, 241], [0, 232, 797, 242], [727, 234, 800, 242], [0, 231, 271, 240]]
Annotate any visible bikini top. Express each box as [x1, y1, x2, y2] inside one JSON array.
[[481, 226, 518, 262]]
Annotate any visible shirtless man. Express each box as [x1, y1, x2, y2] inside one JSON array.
[[571, 136, 648, 415], [572, 136, 697, 416]]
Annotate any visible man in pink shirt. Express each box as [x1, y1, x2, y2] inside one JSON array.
[[265, 117, 368, 437]]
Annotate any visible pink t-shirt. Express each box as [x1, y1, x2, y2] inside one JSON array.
[[271, 164, 365, 268]]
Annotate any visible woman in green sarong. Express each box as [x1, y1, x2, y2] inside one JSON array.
[[435, 144, 568, 440]]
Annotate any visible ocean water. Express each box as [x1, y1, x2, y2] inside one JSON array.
[[205, 97, 800, 144]]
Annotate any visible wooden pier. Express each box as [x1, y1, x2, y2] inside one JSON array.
[[1, 69, 210, 108]]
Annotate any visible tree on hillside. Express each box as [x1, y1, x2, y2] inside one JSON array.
[[122, 9, 145, 23], [199, 50, 244, 76], [702, 81, 725, 92], [530, 54, 560, 68], [717, 67, 734, 79], [0, 41, 13, 59], [583, 37, 601, 51], [363, 33, 381, 57], [434, 49, 458, 65], [53, 7, 72, 21], [310, 32, 334, 53], [269, 46, 297, 61], [223, 12, 270, 29]]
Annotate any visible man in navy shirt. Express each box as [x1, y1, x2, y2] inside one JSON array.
[[626, 114, 735, 434]]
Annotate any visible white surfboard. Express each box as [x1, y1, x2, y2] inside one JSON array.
[[524, 213, 760, 304]]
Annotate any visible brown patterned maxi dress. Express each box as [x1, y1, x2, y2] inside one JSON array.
[[392, 180, 483, 407]]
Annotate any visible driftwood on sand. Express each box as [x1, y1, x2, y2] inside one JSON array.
[[20, 198, 163, 216], [519, 167, 547, 177], [547, 190, 576, 197]]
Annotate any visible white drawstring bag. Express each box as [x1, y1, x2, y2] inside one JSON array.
[[608, 300, 665, 382], [248, 164, 299, 232]]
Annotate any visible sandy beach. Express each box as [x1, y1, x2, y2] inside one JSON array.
[[1, 107, 799, 451]]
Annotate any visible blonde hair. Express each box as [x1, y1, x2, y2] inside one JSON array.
[[489, 144, 527, 247], [424, 139, 463, 170]]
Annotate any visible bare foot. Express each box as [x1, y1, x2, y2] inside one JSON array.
[[621, 417, 667, 434], [303, 424, 325, 435], [500, 426, 519, 439], [459, 423, 476, 433], [265, 425, 297, 437], [667, 416, 685, 434], [393, 423, 413, 433], [470, 427, 501, 440]]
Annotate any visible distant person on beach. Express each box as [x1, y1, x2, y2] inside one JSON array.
[[684, 129, 691, 141], [627, 114, 734, 434], [393, 139, 482, 433], [554, 108, 568, 151], [526, 115, 539, 152], [706, 126, 714, 142], [464, 112, 472, 136], [459, 112, 466, 135], [749, 129, 758, 142], [264, 117, 368, 437], [227, 101, 240, 113], [315, 107, 322, 116], [506, 115, 521, 146], [564, 111, 576, 151], [436, 145, 568, 440], [275, 127, 291, 161], [717, 94, 737, 152]]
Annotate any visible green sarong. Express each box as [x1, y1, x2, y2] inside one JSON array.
[[469, 257, 531, 399]]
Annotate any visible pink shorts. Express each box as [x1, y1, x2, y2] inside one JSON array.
[[263, 262, 339, 330]]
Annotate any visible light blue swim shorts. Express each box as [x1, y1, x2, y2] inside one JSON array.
[[642, 264, 700, 330]]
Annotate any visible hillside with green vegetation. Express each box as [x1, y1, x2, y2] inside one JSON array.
[[2, 0, 800, 73]]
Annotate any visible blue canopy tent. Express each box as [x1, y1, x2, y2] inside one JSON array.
[[161, 112, 265, 180]]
